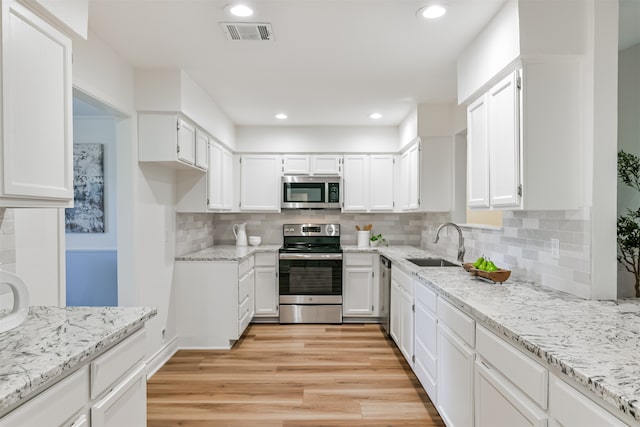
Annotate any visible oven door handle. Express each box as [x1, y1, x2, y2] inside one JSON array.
[[279, 253, 343, 260]]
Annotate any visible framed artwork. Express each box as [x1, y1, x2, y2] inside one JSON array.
[[65, 143, 105, 233]]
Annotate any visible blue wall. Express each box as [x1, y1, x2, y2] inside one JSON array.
[[66, 250, 117, 306]]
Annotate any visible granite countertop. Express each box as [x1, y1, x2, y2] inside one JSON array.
[[374, 245, 640, 423], [175, 244, 281, 261], [0, 306, 156, 416]]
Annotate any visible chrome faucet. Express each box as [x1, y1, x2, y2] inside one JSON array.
[[434, 222, 465, 263]]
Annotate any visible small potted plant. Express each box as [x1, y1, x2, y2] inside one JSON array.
[[370, 233, 387, 247]]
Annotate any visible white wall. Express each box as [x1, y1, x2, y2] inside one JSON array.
[[617, 42, 640, 297], [67, 117, 117, 250], [457, 0, 520, 104], [398, 107, 417, 149], [236, 125, 399, 153]]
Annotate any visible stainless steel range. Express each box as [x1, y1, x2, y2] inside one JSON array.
[[278, 224, 342, 324]]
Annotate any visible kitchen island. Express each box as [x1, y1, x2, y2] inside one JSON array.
[[0, 306, 156, 423], [355, 245, 640, 425]]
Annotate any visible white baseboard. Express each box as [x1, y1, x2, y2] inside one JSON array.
[[146, 336, 179, 379]]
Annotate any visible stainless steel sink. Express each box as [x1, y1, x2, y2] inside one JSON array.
[[406, 257, 459, 267]]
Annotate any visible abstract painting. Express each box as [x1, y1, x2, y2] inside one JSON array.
[[65, 143, 105, 233]]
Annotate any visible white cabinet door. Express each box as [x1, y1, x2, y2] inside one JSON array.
[[238, 268, 255, 336], [311, 155, 342, 175], [343, 155, 369, 211], [369, 154, 395, 211], [282, 155, 310, 175], [399, 287, 414, 365], [414, 300, 437, 402], [222, 149, 234, 209], [437, 323, 475, 427], [408, 143, 420, 210], [343, 267, 374, 316], [475, 360, 547, 427], [177, 118, 196, 165], [254, 266, 278, 316], [390, 280, 402, 346], [549, 374, 627, 427], [240, 155, 281, 211], [195, 129, 209, 170], [207, 142, 223, 209], [488, 71, 520, 208], [467, 94, 490, 208], [0, 0, 73, 206], [91, 363, 146, 427]]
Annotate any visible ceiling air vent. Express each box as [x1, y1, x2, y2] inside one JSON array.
[[220, 22, 274, 41]]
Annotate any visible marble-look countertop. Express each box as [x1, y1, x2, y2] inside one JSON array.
[[370, 245, 640, 423], [0, 306, 156, 416], [175, 244, 281, 261]]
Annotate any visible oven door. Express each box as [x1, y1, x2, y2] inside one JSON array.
[[279, 253, 342, 299]]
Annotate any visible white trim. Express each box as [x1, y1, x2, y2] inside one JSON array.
[[145, 336, 179, 379], [179, 345, 233, 351]]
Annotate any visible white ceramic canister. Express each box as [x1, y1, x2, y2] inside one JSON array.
[[357, 230, 371, 249]]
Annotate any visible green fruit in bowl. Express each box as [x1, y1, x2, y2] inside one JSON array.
[[472, 256, 485, 269], [485, 260, 499, 272]]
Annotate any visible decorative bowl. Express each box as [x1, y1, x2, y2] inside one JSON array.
[[463, 263, 511, 283], [248, 236, 261, 246]]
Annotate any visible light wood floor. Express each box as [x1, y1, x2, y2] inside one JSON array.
[[147, 323, 444, 427]]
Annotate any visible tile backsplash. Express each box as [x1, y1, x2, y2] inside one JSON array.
[[213, 211, 424, 247], [175, 213, 215, 256], [0, 208, 16, 273], [422, 209, 591, 298]]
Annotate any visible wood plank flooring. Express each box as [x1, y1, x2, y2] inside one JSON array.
[[147, 323, 444, 427]]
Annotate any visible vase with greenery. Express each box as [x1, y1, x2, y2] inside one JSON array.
[[617, 150, 640, 297]]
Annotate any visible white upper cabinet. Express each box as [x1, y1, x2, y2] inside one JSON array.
[[369, 155, 394, 211], [398, 141, 420, 211], [488, 72, 520, 208], [194, 129, 209, 171], [207, 141, 233, 211], [311, 155, 342, 175], [282, 154, 342, 176], [282, 155, 310, 175], [240, 154, 281, 211], [342, 155, 369, 211], [343, 154, 394, 212], [467, 62, 581, 211], [0, 0, 73, 207], [467, 95, 490, 208], [138, 113, 207, 171]]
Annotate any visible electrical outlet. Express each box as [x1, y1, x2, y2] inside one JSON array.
[[551, 238, 560, 259]]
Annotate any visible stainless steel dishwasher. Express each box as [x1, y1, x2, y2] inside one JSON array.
[[380, 256, 391, 335]]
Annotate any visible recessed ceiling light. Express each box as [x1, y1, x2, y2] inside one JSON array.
[[275, 113, 288, 120], [369, 113, 382, 120], [227, 4, 253, 17], [420, 4, 447, 19]]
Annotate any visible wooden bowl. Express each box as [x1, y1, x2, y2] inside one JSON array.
[[463, 263, 511, 283]]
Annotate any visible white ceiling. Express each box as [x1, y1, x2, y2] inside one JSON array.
[[84, 0, 640, 126], [86, 0, 507, 125]]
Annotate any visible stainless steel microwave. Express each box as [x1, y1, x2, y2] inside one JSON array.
[[281, 176, 341, 209]]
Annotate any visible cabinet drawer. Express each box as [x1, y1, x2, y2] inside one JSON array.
[[344, 253, 373, 266], [477, 325, 548, 408], [415, 280, 437, 313], [91, 362, 147, 427], [239, 256, 254, 277], [0, 366, 89, 427], [437, 298, 474, 347], [239, 275, 252, 304], [90, 329, 146, 400], [239, 293, 251, 320], [254, 252, 277, 266], [392, 267, 413, 296]]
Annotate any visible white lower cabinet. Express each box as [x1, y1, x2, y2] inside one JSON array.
[[475, 360, 547, 427], [254, 253, 279, 317], [390, 267, 414, 365], [175, 256, 258, 348], [90, 363, 147, 427], [549, 374, 627, 427], [414, 280, 437, 403], [436, 298, 475, 427], [0, 329, 147, 427], [343, 253, 379, 317]]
